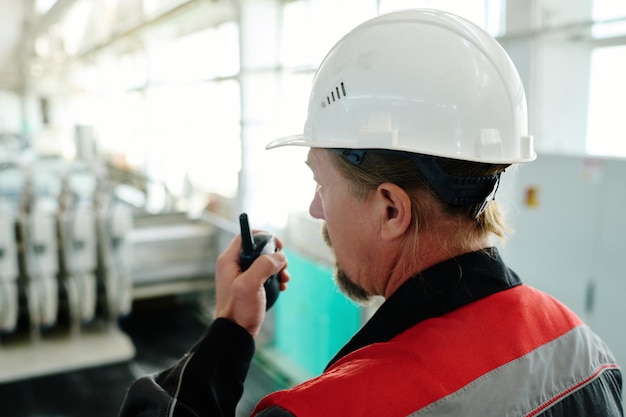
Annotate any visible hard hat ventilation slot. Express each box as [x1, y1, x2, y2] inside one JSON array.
[[322, 82, 347, 108]]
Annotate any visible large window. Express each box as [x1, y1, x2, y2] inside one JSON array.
[[591, 0, 626, 39], [28, 0, 499, 225], [379, 0, 498, 34], [586, 0, 626, 158], [141, 23, 241, 202], [586, 46, 626, 158], [31, 2, 241, 212]]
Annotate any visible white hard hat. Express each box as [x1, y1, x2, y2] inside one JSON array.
[[267, 8, 536, 164]]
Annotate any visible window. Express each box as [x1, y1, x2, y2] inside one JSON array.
[[145, 81, 241, 200], [379, 0, 498, 34], [591, 0, 626, 39], [586, 45, 626, 158], [76, 20, 242, 210], [280, 0, 376, 69], [586, 0, 626, 158], [147, 22, 239, 83]]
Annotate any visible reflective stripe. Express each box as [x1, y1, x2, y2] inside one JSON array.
[[409, 325, 619, 417], [168, 352, 194, 417]]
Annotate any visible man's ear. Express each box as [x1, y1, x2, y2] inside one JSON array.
[[375, 182, 412, 241]]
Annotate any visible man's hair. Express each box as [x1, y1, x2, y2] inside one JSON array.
[[328, 151, 511, 245]]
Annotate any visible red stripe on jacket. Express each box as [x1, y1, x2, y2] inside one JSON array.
[[253, 285, 584, 417]]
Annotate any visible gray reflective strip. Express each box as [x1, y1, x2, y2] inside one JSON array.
[[408, 325, 619, 417], [168, 352, 194, 417]]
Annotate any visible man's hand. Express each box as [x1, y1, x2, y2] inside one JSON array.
[[215, 234, 289, 337]]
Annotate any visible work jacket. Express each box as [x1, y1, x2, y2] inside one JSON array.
[[118, 248, 623, 417]]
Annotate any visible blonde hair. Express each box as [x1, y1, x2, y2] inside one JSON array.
[[328, 151, 511, 246]]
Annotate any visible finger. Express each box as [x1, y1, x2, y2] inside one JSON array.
[[279, 274, 290, 291], [278, 268, 290, 291], [274, 235, 285, 251], [244, 251, 288, 286]]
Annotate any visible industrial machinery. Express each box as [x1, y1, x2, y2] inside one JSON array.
[[0, 156, 224, 383]]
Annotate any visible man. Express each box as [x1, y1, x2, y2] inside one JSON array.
[[119, 9, 623, 417]]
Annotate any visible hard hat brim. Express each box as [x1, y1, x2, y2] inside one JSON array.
[[265, 134, 307, 150]]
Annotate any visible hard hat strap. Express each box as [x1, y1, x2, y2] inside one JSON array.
[[330, 148, 501, 217]]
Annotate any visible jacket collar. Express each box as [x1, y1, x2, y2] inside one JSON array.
[[325, 248, 521, 370]]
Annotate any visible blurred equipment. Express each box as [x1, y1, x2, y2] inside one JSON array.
[[0, 159, 136, 383], [0, 149, 224, 383]]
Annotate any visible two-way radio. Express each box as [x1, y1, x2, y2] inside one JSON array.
[[238, 213, 280, 310]]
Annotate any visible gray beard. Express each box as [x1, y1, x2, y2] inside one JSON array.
[[322, 223, 373, 304]]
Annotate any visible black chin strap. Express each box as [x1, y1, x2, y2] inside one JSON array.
[[329, 148, 502, 218]]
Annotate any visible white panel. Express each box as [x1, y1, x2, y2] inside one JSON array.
[[585, 158, 626, 367], [498, 154, 601, 316], [498, 152, 626, 369]]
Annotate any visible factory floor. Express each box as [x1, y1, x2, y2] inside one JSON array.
[[0, 296, 276, 417]]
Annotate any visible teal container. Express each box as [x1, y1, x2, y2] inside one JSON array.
[[273, 248, 361, 376]]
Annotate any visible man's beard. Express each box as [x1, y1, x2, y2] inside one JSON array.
[[322, 224, 373, 304]]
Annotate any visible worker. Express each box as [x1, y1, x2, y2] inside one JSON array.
[[118, 9, 623, 417]]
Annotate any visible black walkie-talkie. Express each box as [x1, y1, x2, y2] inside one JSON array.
[[239, 213, 280, 310]]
